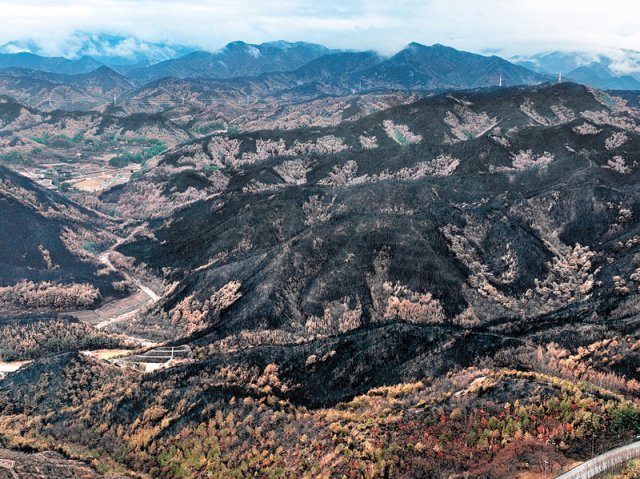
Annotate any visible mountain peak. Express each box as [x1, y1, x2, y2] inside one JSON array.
[[92, 64, 117, 73], [261, 40, 317, 49], [406, 41, 427, 49], [224, 40, 249, 49], [405, 42, 452, 51]]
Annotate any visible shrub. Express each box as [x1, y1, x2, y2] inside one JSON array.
[[0, 151, 22, 163], [49, 135, 74, 148], [30, 135, 49, 145], [382, 282, 445, 324], [109, 151, 144, 168], [143, 142, 167, 159], [318, 160, 359, 186], [169, 281, 242, 335], [303, 194, 337, 226]]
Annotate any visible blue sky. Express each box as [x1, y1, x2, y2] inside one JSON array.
[[1, 0, 639, 58]]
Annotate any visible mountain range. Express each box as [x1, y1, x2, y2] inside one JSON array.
[[0, 41, 551, 112], [126, 40, 338, 82], [3, 34, 640, 92]]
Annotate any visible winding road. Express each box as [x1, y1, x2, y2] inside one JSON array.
[[88, 252, 161, 332], [556, 441, 640, 479], [98, 253, 161, 301]]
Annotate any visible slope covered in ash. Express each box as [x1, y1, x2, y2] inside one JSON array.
[[107, 83, 640, 345], [0, 165, 122, 299]]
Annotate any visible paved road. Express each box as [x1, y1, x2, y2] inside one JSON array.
[[84, 253, 162, 344], [556, 441, 640, 479], [98, 253, 161, 301]]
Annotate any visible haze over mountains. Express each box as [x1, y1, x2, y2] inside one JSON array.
[[0, 39, 550, 112], [0, 32, 195, 67], [513, 50, 640, 90], [2, 34, 640, 92], [0, 38, 542, 84]]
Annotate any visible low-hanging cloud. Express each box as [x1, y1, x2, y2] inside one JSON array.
[[1, 0, 639, 57]]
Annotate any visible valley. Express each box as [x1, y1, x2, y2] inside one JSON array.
[[0, 37, 639, 479]]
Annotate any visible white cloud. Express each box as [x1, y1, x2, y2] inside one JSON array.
[[1, 43, 32, 54], [0, 0, 639, 57]]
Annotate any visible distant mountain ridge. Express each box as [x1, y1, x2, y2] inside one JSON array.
[[125, 42, 548, 90], [0, 41, 553, 111], [513, 50, 640, 90], [0, 39, 546, 89], [2, 36, 640, 91], [0, 66, 134, 110], [0, 52, 103, 75], [126, 40, 338, 82], [568, 64, 640, 91], [360, 43, 545, 89], [123, 41, 549, 89]]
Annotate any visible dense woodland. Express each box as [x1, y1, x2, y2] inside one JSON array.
[[0, 317, 130, 361]]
